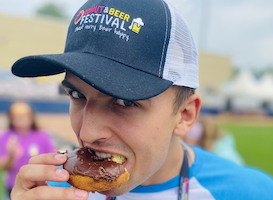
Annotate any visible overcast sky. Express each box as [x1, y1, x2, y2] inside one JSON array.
[[1, 0, 273, 71]]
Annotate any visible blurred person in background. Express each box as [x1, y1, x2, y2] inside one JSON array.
[[0, 101, 56, 199], [183, 116, 245, 165]]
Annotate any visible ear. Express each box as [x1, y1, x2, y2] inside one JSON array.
[[173, 94, 201, 137]]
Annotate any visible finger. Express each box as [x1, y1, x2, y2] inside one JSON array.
[[29, 153, 67, 165], [17, 164, 70, 189], [11, 186, 89, 200]]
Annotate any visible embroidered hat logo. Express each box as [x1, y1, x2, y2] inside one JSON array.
[[73, 5, 144, 42]]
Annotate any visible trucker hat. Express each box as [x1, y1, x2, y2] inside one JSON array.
[[12, 0, 199, 101]]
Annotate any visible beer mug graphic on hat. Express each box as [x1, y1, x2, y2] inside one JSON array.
[[129, 18, 144, 34]]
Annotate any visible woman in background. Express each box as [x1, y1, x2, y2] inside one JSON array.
[[183, 116, 245, 166], [0, 101, 56, 199]]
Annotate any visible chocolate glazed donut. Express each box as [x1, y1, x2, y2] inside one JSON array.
[[63, 147, 130, 192]]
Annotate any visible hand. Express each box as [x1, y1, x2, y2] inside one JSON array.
[[10, 153, 89, 200], [7, 136, 18, 155]]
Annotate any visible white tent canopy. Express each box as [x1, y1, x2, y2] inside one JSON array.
[[257, 74, 273, 101], [223, 70, 273, 101]]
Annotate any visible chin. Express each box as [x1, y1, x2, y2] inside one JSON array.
[[99, 183, 133, 197]]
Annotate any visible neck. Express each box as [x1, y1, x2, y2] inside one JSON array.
[[141, 137, 188, 186]]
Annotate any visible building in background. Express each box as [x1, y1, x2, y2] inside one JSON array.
[[0, 13, 67, 82]]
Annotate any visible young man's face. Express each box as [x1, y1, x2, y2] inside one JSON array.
[[62, 72, 186, 195]]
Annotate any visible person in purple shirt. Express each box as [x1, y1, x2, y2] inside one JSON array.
[[0, 101, 56, 199]]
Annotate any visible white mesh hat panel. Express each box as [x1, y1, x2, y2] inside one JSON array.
[[163, 1, 199, 88]]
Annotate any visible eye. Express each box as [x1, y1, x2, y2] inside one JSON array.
[[116, 99, 136, 107], [68, 90, 85, 99]]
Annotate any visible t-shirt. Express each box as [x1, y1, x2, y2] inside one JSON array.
[[0, 129, 56, 189], [49, 146, 273, 200]]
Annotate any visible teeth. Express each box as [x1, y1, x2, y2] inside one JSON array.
[[95, 151, 112, 159], [94, 151, 126, 164]]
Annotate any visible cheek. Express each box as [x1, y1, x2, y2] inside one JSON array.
[[126, 121, 172, 185], [145, 112, 175, 143], [124, 112, 174, 167], [120, 106, 176, 153]]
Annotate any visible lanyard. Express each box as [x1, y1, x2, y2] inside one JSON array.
[[178, 148, 189, 200], [108, 149, 189, 200]]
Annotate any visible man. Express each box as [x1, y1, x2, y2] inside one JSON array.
[[10, 0, 273, 199]]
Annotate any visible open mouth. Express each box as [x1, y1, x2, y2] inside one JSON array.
[[93, 150, 127, 164]]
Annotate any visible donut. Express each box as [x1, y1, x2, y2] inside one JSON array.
[[63, 147, 130, 192]]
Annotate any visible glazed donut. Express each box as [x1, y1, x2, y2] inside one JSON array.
[[63, 147, 130, 192]]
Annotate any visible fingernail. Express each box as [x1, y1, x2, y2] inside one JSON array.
[[54, 154, 66, 160], [75, 189, 88, 199], [56, 169, 67, 178]]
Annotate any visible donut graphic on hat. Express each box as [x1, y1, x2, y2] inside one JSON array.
[[75, 10, 84, 25], [129, 18, 144, 33]]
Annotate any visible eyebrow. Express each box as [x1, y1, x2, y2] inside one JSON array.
[[61, 79, 151, 102], [61, 79, 77, 90], [61, 79, 110, 99]]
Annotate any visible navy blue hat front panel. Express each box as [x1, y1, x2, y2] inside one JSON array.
[[65, 0, 171, 78]]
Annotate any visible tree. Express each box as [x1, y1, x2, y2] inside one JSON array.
[[36, 3, 67, 19]]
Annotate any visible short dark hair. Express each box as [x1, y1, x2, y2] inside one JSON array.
[[173, 86, 195, 114]]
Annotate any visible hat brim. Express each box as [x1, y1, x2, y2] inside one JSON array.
[[12, 52, 173, 101]]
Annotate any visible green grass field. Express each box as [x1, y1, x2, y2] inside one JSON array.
[[220, 123, 273, 177]]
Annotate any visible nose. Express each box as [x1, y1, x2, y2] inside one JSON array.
[[79, 102, 113, 144]]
